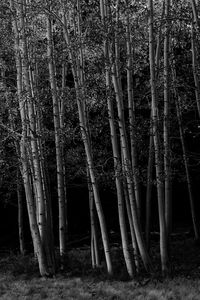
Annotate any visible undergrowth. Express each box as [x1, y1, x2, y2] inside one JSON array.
[[0, 236, 200, 299]]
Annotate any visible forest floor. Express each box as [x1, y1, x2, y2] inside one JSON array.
[[0, 232, 200, 299]]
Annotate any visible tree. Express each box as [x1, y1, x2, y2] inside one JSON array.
[[10, 0, 55, 277], [61, 0, 113, 275], [148, 0, 169, 276]]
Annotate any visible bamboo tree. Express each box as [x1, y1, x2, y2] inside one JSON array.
[[148, 0, 169, 276]]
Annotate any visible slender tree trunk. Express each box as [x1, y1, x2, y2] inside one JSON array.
[[163, 0, 172, 237], [145, 3, 164, 249], [46, 15, 67, 259], [87, 167, 100, 269], [145, 130, 154, 250], [126, 4, 141, 220], [10, 0, 55, 276], [148, 0, 169, 276], [99, 0, 134, 278]]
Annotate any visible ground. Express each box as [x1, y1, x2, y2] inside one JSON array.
[[0, 233, 200, 299]]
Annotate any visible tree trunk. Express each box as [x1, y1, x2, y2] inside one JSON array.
[[61, 2, 113, 275], [145, 130, 154, 250], [10, 0, 55, 277], [148, 0, 169, 276], [46, 14, 67, 260], [87, 167, 100, 269], [126, 4, 141, 220], [163, 0, 172, 237]]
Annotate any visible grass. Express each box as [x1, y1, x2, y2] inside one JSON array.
[[0, 235, 200, 299]]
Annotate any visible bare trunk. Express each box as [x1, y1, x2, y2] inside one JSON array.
[[145, 131, 154, 250], [99, 0, 135, 277], [87, 168, 100, 269], [148, 0, 169, 276], [46, 15, 67, 258], [164, 0, 172, 237], [61, 3, 113, 275]]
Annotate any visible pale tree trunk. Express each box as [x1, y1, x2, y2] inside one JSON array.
[[145, 128, 154, 250], [163, 0, 172, 238], [105, 1, 152, 273], [10, 0, 55, 276], [46, 14, 67, 260], [20, 1, 46, 248], [110, 22, 152, 273], [126, 2, 141, 221], [145, 4, 164, 249], [87, 168, 100, 269], [61, 57, 68, 237], [148, 0, 169, 276], [61, 1, 113, 275], [190, 0, 199, 28], [21, 141, 50, 276], [112, 60, 152, 273], [100, 0, 134, 278], [121, 154, 138, 272]]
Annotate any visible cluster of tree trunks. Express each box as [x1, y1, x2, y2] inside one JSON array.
[[4, 0, 200, 278]]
